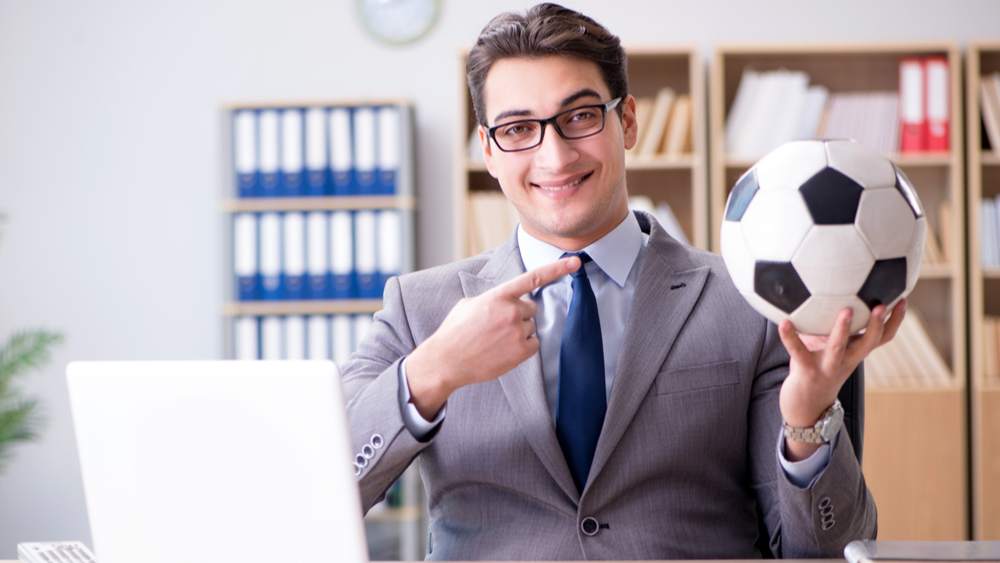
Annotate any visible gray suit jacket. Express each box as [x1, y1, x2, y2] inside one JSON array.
[[342, 211, 877, 560]]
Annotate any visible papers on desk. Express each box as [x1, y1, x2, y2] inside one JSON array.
[[845, 539, 1000, 562]]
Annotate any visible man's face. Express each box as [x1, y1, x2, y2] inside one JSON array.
[[479, 56, 638, 250]]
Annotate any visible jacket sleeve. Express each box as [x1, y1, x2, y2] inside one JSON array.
[[748, 318, 878, 558], [341, 275, 435, 513]]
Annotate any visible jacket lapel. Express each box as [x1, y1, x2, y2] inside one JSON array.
[[458, 234, 580, 505], [584, 212, 710, 494]]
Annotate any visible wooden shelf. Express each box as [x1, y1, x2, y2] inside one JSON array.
[[968, 42, 1000, 540], [365, 505, 421, 524], [711, 42, 967, 542], [723, 152, 952, 170], [920, 262, 954, 279], [224, 195, 415, 213], [223, 300, 382, 317]]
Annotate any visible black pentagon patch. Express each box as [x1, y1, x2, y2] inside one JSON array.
[[857, 257, 907, 310], [893, 164, 923, 218], [799, 167, 864, 225], [725, 168, 759, 221], [754, 261, 811, 314]]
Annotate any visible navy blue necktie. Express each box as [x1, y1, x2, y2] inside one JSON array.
[[555, 252, 606, 492]]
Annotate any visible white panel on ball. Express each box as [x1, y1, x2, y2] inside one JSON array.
[[904, 218, 928, 294], [754, 140, 828, 192], [740, 189, 813, 261], [792, 225, 875, 296], [824, 139, 896, 190], [790, 294, 870, 335], [720, 220, 756, 294], [856, 188, 918, 259]]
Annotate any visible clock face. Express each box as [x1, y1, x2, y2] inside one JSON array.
[[357, 0, 440, 45]]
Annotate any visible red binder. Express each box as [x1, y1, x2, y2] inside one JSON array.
[[925, 57, 950, 151], [899, 57, 926, 152]]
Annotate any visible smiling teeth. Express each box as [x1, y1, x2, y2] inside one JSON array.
[[537, 175, 586, 191]]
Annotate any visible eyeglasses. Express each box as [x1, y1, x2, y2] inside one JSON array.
[[486, 97, 622, 152]]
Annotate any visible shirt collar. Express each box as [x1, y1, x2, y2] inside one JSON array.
[[516, 211, 643, 292]]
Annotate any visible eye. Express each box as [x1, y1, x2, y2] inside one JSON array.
[[498, 122, 535, 138], [569, 109, 598, 122]]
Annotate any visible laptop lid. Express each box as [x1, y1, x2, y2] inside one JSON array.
[[67, 360, 367, 563]]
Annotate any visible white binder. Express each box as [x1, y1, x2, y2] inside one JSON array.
[[258, 213, 282, 299], [352, 314, 374, 351], [304, 107, 328, 194], [307, 315, 330, 360], [282, 212, 306, 299], [377, 210, 402, 283], [331, 314, 353, 366], [280, 108, 305, 195], [233, 213, 258, 300], [233, 110, 257, 197], [284, 315, 306, 360], [261, 316, 283, 360], [354, 210, 378, 297], [306, 211, 329, 298], [233, 316, 259, 360], [328, 107, 354, 195], [329, 211, 355, 298], [377, 106, 400, 195], [258, 110, 280, 196], [353, 107, 377, 194]]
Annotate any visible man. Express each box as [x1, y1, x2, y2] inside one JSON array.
[[344, 4, 898, 559]]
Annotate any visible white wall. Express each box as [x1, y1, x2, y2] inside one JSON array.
[[1, 0, 997, 555]]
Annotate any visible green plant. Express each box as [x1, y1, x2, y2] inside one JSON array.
[[0, 330, 62, 470], [0, 215, 63, 470]]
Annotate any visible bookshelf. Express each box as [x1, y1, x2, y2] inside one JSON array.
[[454, 46, 709, 259], [221, 100, 425, 560], [711, 43, 967, 540], [967, 41, 1000, 540]]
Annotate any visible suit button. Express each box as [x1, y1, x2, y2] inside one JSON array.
[[819, 496, 832, 509], [580, 516, 600, 537], [361, 444, 375, 459], [371, 434, 384, 448]]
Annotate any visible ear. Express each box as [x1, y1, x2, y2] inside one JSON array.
[[621, 94, 638, 150], [478, 125, 498, 178]]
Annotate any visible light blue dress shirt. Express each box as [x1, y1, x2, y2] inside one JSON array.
[[398, 212, 831, 487]]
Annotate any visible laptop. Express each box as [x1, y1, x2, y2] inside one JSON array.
[[66, 360, 368, 563]]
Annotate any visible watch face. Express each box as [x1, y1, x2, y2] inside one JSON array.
[[819, 402, 845, 442], [357, 0, 440, 45]]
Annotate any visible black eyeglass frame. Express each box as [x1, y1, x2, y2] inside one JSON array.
[[485, 96, 623, 153]]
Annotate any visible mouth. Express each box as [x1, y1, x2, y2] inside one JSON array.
[[530, 171, 594, 198]]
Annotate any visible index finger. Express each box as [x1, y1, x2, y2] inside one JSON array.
[[495, 256, 581, 298]]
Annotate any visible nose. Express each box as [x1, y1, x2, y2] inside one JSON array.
[[533, 123, 580, 170]]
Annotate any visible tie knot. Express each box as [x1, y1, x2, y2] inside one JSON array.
[[562, 252, 592, 278]]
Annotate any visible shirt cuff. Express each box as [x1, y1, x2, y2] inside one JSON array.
[[776, 425, 837, 489], [397, 357, 446, 442]]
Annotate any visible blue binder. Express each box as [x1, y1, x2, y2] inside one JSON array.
[[234, 213, 259, 300], [353, 106, 378, 195], [304, 107, 329, 197], [306, 211, 330, 299], [329, 210, 356, 298], [376, 106, 400, 195], [354, 210, 380, 298], [280, 108, 305, 197], [328, 107, 355, 196], [282, 212, 307, 300], [233, 110, 259, 198], [259, 212, 283, 300], [257, 110, 281, 198]]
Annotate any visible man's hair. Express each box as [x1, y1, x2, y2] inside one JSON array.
[[466, 3, 628, 126]]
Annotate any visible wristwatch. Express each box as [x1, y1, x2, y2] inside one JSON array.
[[783, 399, 844, 444]]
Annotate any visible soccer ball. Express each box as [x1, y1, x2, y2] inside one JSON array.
[[721, 139, 926, 335]]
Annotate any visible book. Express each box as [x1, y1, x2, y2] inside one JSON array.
[[629, 96, 654, 156], [637, 87, 675, 157], [725, 69, 761, 157], [660, 94, 692, 157], [844, 539, 1000, 562], [899, 58, 927, 152], [982, 73, 1000, 156], [925, 57, 950, 151]]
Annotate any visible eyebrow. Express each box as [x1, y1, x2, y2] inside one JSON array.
[[491, 88, 603, 124]]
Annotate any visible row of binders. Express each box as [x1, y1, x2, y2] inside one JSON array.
[[981, 317, 1000, 384], [627, 88, 693, 160], [233, 209, 411, 300], [232, 104, 411, 198], [979, 196, 1000, 268], [980, 72, 1000, 156], [725, 57, 950, 159], [233, 314, 373, 363], [865, 309, 952, 388]]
